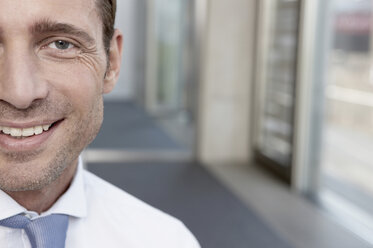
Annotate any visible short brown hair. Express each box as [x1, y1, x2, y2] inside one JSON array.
[[96, 0, 117, 53]]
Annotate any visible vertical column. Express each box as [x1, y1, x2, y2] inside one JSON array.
[[370, 1, 373, 84], [197, 0, 257, 165]]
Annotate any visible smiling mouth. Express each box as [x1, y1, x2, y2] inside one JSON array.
[[0, 121, 61, 139]]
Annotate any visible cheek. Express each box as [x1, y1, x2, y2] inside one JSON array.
[[40, 59, 105, 109]]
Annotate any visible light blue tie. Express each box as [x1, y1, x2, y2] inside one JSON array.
[[0, 213, 69, 248]]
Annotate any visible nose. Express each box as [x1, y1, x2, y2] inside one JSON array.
[[0, 46, 48, 109]]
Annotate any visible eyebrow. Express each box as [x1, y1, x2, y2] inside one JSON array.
[[30, 19, 95, 46]]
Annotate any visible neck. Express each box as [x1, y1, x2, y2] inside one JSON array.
[[6, 161, 78, 214]]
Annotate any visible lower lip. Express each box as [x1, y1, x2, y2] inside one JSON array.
[[0, 121, 62, 152]]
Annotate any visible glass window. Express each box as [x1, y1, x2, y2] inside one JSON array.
[[314, 0, 373, 243], [321, 0, 373, 213]]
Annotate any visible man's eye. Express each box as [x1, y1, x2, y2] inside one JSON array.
[[48, 40, 74, 50]]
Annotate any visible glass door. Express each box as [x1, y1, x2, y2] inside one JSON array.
[[143, 0, 197, 150], [254, 0, 301, 182]]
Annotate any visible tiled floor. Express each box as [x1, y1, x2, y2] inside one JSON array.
[[206, 163, 372, 248]]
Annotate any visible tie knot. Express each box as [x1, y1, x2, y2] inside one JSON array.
[[0, 213, 69, 248]]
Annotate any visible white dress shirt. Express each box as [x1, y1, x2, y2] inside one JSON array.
[[0, 158, 201, 248]]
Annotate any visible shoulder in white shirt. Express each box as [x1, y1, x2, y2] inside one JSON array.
[[71, 169, 200, 248]]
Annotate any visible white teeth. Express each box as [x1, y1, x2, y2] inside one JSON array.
[[2, 127, 11, 135], [42, 125, 50, 131], [22, 127, 34, 137], [10, 128, 22, 137], [0, 124, 52, 137], [34, 126, 43, 135]]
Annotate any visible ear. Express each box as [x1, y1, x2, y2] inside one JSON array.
[[103, 29, 123, 94]]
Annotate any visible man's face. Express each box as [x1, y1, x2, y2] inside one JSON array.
[[0, 0, 119, 191]]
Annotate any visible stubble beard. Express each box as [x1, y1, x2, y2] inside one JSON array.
[[0, 94, 104, 192]]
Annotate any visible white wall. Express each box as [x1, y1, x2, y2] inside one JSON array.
[[197, 0, 257, 165], [105, 0, 137, 101]]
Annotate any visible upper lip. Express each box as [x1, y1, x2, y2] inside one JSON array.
[[0, 119, 61, 129]]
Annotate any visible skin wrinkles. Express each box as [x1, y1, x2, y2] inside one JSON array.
[[77, 52, 107, 81], [38, 45, 105, 80], [0, 0, 123, 213], [30, 21, 106, 82], [32, 20, 104, 69]]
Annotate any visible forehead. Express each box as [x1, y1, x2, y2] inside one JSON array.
[[0, 0, 100, 36]]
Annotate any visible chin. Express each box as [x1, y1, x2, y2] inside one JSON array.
[[0, 151, 72, 192]]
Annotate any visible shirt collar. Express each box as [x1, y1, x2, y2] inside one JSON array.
[[0, 190, 26, 220], [0, 157, 87, 220]]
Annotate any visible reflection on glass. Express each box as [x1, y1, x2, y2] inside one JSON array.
[[147, 0, 196, 149], [155, 0, 184, 109], [321, 0, 373, 215], [258, 0, 300, 167]]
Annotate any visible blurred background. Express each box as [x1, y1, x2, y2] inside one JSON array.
[[84, 0, 373, 247]]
